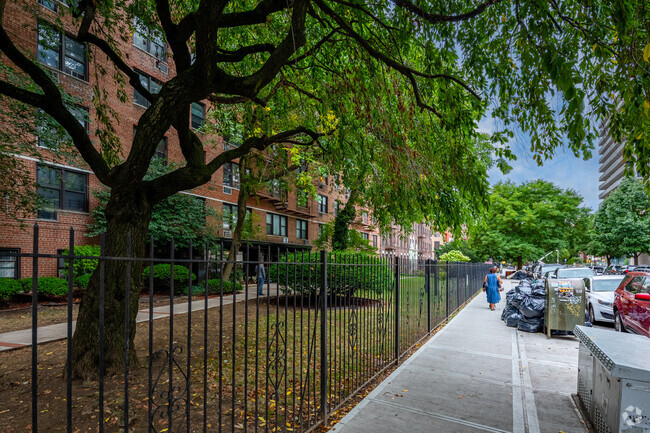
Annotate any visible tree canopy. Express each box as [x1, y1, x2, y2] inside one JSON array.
[[472, 180, 592, 267], [589, 176, 650, 264], [1, 0, 647, 378]]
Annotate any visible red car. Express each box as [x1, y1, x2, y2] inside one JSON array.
[[613, 272, 650, 337]]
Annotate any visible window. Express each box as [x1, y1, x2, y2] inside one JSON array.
[[362, 232, 369, 241], [133, 70, 161, 107], [0, 249, 19, 279], [334, 201, 339, 217], [37, 105, 88, 150], [266, 213, 287, 237], [626, 276, 645, 294], [434, 241, 440, 250], [57, 248, 67, 278], [37, 165, 88, 220], [372, 235, 377, 248], [318, 195, 328, 214], [37, 23, 86, 80], [223, 203, 237, 230], [38, 0, 80, 13], [297, 219, 308, 240], [133, 126, 167, 161], [362, 212, 368, 224], [191, 102, 205, 129], [223, 136, 239, 151], [223, 162, 240, 193], [132, 19, 167, 62], [318, 224, 324, 236]]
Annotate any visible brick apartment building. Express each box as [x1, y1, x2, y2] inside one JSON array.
[[0, 1, 441, 279]]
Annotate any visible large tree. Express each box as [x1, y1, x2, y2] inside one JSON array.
[[473, 180, 592, 268], [0, 0, 646, 378], [590, 176, 650, 263]]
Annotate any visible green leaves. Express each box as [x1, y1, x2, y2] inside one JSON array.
[[644, 43, 650, 63]]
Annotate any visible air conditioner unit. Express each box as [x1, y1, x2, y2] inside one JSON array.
[[155, 60, 168, 74], [223, 230, 232, 237], [282, 237, 289, 243]]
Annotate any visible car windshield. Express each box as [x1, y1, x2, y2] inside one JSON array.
[[542, 265, 561, 274], [592, 278, 624, 292], [557, 268, 594, 278]]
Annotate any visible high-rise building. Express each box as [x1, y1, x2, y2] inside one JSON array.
[[598, 119, 626, 201]]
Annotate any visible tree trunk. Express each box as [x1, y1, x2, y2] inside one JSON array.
[[332, 188, 359, 251], [222, 181, 251, 281], [69, 185, 152, 380], [517, 255, 523, 270]]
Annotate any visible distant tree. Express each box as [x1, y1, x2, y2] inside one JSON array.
[[473, 181, 591, 268], [438, 250, 471, 262], [435, 239, 485, 262], [590, 177, 650, 264]]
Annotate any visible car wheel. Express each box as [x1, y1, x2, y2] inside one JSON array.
[[614, 311, 627, 333], [589, 305, 597, 325]]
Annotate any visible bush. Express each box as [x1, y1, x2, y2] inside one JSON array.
[[269, 252, 394, 297], [178, 279, 242, 296], [74, 273, 92, 290], [142, 264, 196, 294], [59, 245, 101, 279], [438, 250, 471, 262], [20, 277, 69, 297], [0, 279, 22, 299]]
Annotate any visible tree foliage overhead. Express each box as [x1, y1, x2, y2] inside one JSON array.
[[1, 0, 646, 378], [589, 176, 650, 263], [472, 180, 592, 266]]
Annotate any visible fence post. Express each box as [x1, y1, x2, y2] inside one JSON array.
[[394, 255, 400, 362], [456, 262, 461, 309], [425, 259, 431, 332], [320, 250, 328, 422], [445, 260, 449, 319]]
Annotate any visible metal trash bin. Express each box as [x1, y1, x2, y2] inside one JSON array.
[[575, 325, 650, 433], [544, 278, 585, 337]]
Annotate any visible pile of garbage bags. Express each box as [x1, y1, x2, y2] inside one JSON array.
[[501, 278, 546, 333], [510, 270, 529, 280]]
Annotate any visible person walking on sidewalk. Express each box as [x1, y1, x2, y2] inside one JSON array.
[[484, 267, 503, 311], [255, 259, 266, 296]]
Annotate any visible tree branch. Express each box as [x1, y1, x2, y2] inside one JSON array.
[[390, 0, 504, 24], [216, 0, 288, 28], [216, 43, 276, 62]]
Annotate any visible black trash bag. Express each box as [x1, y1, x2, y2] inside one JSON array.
[[510, 291, 526, 310], [505, 289, 517, 303], [506, 312, 522, 327], [531, 282, 545, 297], [501, 304, 518, 321], [519, 296, 545, 319], [518, 316, 544, 333], [515, 282, 533, 296], [512, 270, 528, 280]]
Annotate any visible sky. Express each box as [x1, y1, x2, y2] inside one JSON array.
[[481, 118, 601, 213]]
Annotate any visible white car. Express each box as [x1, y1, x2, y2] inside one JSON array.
[[583, 275, 625, 324]]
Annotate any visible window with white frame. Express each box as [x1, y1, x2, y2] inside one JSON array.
[[318, 195, 328, 214], [0, 249, 20, 279], [133, 70, 162, 107], [38, 0, 80, 13], [362, 232, 369, 241], [362, 211, 368, 224], [132, 19, 167, 62], [372, 235, 377, 248], [36, 164, 88, 220], [334, 201, 339, 217], [223, 203, 237, 230], [266, 213, 287, 237], [37, 23, 87, 80], [297, 219, 308, 240]]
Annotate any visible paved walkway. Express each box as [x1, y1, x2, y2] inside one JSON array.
[[329, 280, 588, 433], [0, 284, 279, 351]]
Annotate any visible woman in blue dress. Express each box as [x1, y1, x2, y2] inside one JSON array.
[[483, 267, 503, 311]]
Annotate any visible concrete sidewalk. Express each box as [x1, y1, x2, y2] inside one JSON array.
[[329, 280, 587, 433], [0, 284, 279, 351]]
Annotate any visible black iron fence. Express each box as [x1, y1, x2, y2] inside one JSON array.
[[0, 226, 489, 432]]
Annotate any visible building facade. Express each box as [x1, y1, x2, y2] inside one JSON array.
[[598, 119, 627, 201]]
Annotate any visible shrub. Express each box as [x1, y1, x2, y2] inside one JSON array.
[[0, 279, 22, 299], [20, 277, 69, 297], [142, 264, 196, 294], [178, 279, 242, 296], [59, 245, 101, 279], [74, 273, 92, 290], [269, 252, 394, 297]]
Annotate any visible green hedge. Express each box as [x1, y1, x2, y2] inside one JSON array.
[[0, 279, 22, 299], [19, 277, 69, 297], [142, 264, 196, 294], [269, 252, 394, 297], [59, 245, 100, 279], [179, 280, 242, 296], [74, 273, 92, 290]]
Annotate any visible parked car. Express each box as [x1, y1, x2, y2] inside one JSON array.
[[613, 272, 650, 337], [584, 275, 625, 324], [550, 267, 595, 279], [534, 263, 565, 278], [590, 266, 605, 275], [604, 265, 623, 275], [616, 265, 638, 275]]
